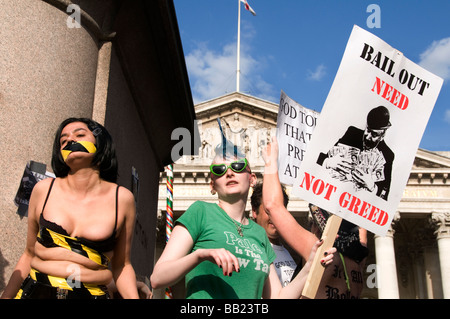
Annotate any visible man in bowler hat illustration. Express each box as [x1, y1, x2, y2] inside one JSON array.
[[317, 106, 394, 200]]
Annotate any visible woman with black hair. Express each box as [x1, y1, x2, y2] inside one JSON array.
[[1, 118, 139, 299]]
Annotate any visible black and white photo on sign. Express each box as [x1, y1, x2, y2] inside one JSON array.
[[316, 105, 394, 201], [291, 25, 443, 236]]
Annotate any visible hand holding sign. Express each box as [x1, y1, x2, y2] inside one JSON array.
[[277, 25, 442, 298], [262, 136, 342, 299]]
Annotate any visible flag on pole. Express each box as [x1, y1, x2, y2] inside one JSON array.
[[240, 0, 256, 16]]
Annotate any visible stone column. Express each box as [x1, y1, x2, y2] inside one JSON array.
[[374, 211, 400, 299], [409, 247, 426, 299], [0, 0, 110, 292], [430, 212, 450, 299]]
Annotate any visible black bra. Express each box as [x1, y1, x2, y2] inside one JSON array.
[[39, 178, 118, 253]]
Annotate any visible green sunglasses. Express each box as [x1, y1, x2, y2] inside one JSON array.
[[210, 158, 249, 177]]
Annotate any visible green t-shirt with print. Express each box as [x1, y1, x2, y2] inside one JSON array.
[[176, 201, 276, 299]]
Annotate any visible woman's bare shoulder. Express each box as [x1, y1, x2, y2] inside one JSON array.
[[32, 177, 55, 196], [117, 185, 134, 203], [109, 184, 135, 213]]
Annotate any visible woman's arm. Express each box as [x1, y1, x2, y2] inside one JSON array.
[[30, 258, 113, 284], [263, 240, 336, 299], [151, 225, 199, 289], [262, 137, 318, 260], [111, 187, 139, 299], [151, 224, 240, 289], [0, 178, 50, 298], [0, 252, 34, 299]]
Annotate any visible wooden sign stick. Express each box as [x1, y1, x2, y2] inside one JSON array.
[[301, 214, 342, 299]]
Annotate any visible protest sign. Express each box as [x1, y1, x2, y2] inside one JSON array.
[[292, 25, 443, 237], [276, 90, 318, 186], [14, 161, 55, 218]]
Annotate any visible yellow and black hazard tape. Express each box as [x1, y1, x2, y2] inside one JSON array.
[[30, 268, 107, 296], [15, 268, 108, 298], [38, 227, 110, 267]]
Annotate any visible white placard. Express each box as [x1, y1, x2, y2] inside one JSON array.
[[292, 25, 443, 236], [276, 90, 319, 186]]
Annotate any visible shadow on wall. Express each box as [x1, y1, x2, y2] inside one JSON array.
[[0, 248, 10, 293]]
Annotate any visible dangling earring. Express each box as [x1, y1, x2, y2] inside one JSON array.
[[211, 189, 216, 195]]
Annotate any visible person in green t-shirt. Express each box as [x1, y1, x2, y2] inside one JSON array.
[[151, 146, 336, 299]]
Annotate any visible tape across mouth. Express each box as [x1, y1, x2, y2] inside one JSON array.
[[61, 141, 97, 161]]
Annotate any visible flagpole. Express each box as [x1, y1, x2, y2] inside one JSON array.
[[236, 0, 241, 92]]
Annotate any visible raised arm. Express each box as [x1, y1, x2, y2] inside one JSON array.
[[262, 137, 318, 260]]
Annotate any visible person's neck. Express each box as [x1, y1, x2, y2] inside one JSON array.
[[218, 198, 248, 224], [64, 168, 102, 197], [269, 237, 281, 246]]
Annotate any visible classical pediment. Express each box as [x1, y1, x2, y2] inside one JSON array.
[[406, 149, 450, 186], [413, 149, 450, 170], [195, 92, 279, 127], [186, 92, 280, 166]]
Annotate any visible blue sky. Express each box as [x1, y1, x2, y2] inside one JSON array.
[[173, 0, 450, 151]]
